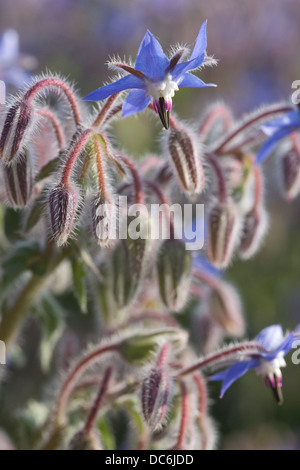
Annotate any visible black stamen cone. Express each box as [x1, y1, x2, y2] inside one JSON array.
[[158, 97, 170, 130], [269, 375, 284, 405]]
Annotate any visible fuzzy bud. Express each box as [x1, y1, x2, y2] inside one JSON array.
[[0, 101, 34, 164], [91, 194, 117, 247], [168, 124, 205, 199], [3, 149, 33, 207], [208, 279, 245, 337], [48, 183, 79, 246], [141, 367, 172, 430], [206, 201, 241, 268], [111, 217, 149, 308], [156, 239, 192, 312], [239, 205, 268, 260], [280, 148, 300, 200]]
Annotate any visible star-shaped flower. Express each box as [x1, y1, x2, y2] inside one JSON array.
[[210, 324, 298, 404], [256, 109, 300, 165], [84, 21, 216, 129]]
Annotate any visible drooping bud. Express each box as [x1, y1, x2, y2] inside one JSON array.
[[156, 239, 192, 312], [48, 183, 79, 246], [68, 430, 101, 450], [91, 194, 117, 247], [111, 213, 150, 308], [0, 100, 34, 164], [3, 149, 33, 207], [206, 200, 241, 269], [119, 329, 187, 364], [208, 279, 245, 337], [168, 123, 205, 199], [280, 148, 300, 200], [239, 205, 268, 260], [141, 366, 172, 430]]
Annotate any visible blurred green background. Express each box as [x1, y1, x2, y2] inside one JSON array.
[[0, 0, 300, 449]]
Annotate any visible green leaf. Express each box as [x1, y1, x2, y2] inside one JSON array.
[[35, 157, 59, 183], [38, 294, 65, 371], [71, 257, 88, 313], [3, 207, 23, 242], [24, 194, 47, 233], [1, 241, 47, 299]]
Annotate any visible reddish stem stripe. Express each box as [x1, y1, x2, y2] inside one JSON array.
[[199, 105, 233, 136], [37, 108, 65, 148], [176, 380, 189, 450], [177, 342, 267, 377], [84, 367, 113, 436], [206, 153, 228, 202], [120, 153, 145, 204], [56, 342, 119, 424], [214, 106, 293, 155], [60, 129, 93, 185], [24, 77, 81, 126], [93, 93, 120, 129]]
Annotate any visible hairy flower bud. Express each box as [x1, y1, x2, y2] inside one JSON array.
[[239, 205, 268, 260], [156, 239, 192, 312], [0, 100, 34, 164], [141, 367, 172, 430], [168, 124, 205, 199], [280, 148, 300, 200], [111, 215, 149, 308], [208, 279, 245, 337], [91, 194, 117, 247], [206, 201, 240, 268], [3, 149, 33, 207], [48, 183, 79, 246]]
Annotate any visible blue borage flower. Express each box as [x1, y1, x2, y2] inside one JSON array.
[[84, 21, 216, 129], [256, 109, 300, 165], [210, 324, 299, 403], [0, 29, 33, 88]]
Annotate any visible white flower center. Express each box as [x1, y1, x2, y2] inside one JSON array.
[[256, 355, 286, 379], [146, 74, 179, 103]]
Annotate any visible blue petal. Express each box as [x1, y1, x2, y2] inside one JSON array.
[[262, 332, 295, 361], [210, 361, 256, 397], [193, 253, 223, 278], [178, 73, 216, 88], [135, 31, 169, 82], [122, 89, 151, 117], [255, 325, 284, 350], [171, 54, 205, 81], [0, 29, 19, 63], [262, 111, 300, 137], [255, 127, 295, 165], [190, 21, 208, 61], [84, 75, 145, 101]]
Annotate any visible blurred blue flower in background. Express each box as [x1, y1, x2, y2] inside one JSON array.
[[256, 109, 300, 164], [0, 29, 36, 89]]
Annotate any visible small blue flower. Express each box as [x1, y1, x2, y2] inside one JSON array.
[[84, 21, 216, 129], [0, 29, 34, 88], [210, 324, 298, 403], [256, 109, 300, 165]]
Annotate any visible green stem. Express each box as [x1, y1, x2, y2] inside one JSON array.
[[0, 250, 69, 350]]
